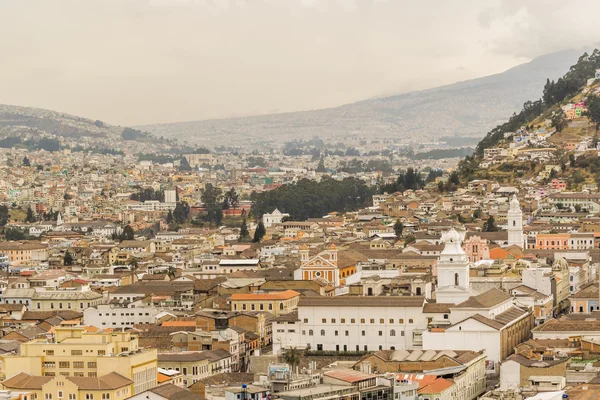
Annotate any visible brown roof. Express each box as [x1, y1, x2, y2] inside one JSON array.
[[504, 354, 569, 367], [299, 296, 425, 308], [422, 302, 452, 314], [2, 373, 52, 389], [150, 384, 204, 400], [573, 282, 599, 299], [158, 352, 210, 362], [453, 288, 512, 309], [67, 372, 133, 390], [533, 319, 600, 332]]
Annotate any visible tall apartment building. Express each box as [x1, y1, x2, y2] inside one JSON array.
[[3, 327, 158, 394]]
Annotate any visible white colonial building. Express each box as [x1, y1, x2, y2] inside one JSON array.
[[262, 208, 290, 228], [272, 295, 427, 355], [83, 300, 161, 329]]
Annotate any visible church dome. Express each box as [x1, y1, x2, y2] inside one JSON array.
[[552, 257, 569, 271]]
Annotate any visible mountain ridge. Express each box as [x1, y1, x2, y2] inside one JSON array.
[[136, 48, 590, 148]]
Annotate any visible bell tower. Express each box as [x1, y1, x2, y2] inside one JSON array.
[[436, 229, 471, 304], [507, 195, 524, 248]]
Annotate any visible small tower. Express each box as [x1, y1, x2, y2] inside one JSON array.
[[507, 195, 524, 248], [299, 245, 309, 263], [436, 229, 472, 305], [328, 243, 338, 264], [56, 212, 63, 227]]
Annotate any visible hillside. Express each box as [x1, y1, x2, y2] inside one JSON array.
[[459, 49, 600, 190], [0, 104, 187, 154], [137, 49, 588, 148]]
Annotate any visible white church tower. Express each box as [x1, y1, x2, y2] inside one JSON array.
[[507, 194, 524, 248], [436, 228, 472, 305]]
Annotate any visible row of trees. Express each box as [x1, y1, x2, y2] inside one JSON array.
[[252, 176, 374, 221]]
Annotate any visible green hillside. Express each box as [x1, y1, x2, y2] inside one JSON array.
[[459, 49, 600, 190]]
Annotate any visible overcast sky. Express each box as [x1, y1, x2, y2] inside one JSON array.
[[1, 0, 599, 126]]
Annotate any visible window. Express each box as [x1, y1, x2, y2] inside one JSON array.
[[59, 362, 70, 369], [47, 350, 54, 356], [334, 330, 338, 336], [71, 350, 82, 356], [380, 319, 384, 323], [98, 350, 105, 356], [309, 330, 313, 336], [58, 392, 63, 399], [340, 318, 345, 323], [399, 319, 404, 323], [362, 330, 366, 336], [345, 330, 349, 336], [259, 304, 264, 310], [279, 303, 284, 310], [44, 395, 52, 400], [409, 319, 413, 323], [251, 304, 255, 311], [401, 331, 405, 336], [69, 395, 76, 400], [102, 394, 110, 400], [370, 318, 375, 323], [74, 372, 84, 377], [320, 330, 325, 336], [73, 362, 84, 369], [443, 314, 448, 320], [390, 330, 396, 336], [360, 318, 365, 323], [269, 304, 273, 310], [322, 318, 327, 323], [379, 331, 382, 336], [351, 318, 356, 323], [242, 304, 247, 310], [389, 319, 394, 323], [331, 318, 336, 323]]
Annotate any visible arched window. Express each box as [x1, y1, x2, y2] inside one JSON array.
[[390, 330, 396, 336], [454, 273, 459, 286], [416, 287, 422, 296], [279, 303, 284, 310], [513, 220, 516, 226], [268, 304, 273, 310], [309, 330, 313, 336], [320, 330, 325, 336]]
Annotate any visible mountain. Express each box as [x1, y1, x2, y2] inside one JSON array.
[[136, 49, 589, 148], [0, 104, 188, 154], [457, 49, 600, 189]]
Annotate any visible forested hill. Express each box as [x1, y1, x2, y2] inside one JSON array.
[[458, 49, 600, 188]]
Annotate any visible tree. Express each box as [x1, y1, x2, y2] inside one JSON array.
[[25, 206, 36, 223], [569, 154, 576, 168], [393, 219, 404, 237], [63, 251, 74, 266], [166, 210, 174, 224], [316, 158, 327, 173], [483, 216, 499, 232], [23, 156, 30, 166], [179, 157, 193, 171], [575, 204, 582, 212], [472, 209, 482, 219], [449, 171, 460, 185], [584, 94, 600, 130], [201, 184, 223, 225], [403, 234, 416, 248], [4, 228, 27, 240], [253, 221, 266, 243], [551, 111, 567, 133], [173, 202, 190, 224], [224, 188, 239, 209], [167, 266, 177, 279], [283, 347, 302, 368], [122, 225, 134, 241], [0, 205, 9, 227], [238, 217, 250, 242]]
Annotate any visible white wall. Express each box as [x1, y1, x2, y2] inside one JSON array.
[[499, 360, 521, 391]]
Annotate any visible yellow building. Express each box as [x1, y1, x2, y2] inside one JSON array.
[[2, 371, 133, 400], [230, 290, 300, 316], [2, 327, 157, 394]]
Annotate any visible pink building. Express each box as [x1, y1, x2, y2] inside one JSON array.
[[551, 179, 567, 191], [462, 235, 490, 263]]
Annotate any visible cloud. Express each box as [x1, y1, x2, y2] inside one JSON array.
[[0, 0, 598, 125]]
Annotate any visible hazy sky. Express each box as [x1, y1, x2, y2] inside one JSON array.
[[1, 0, 599, 126]]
